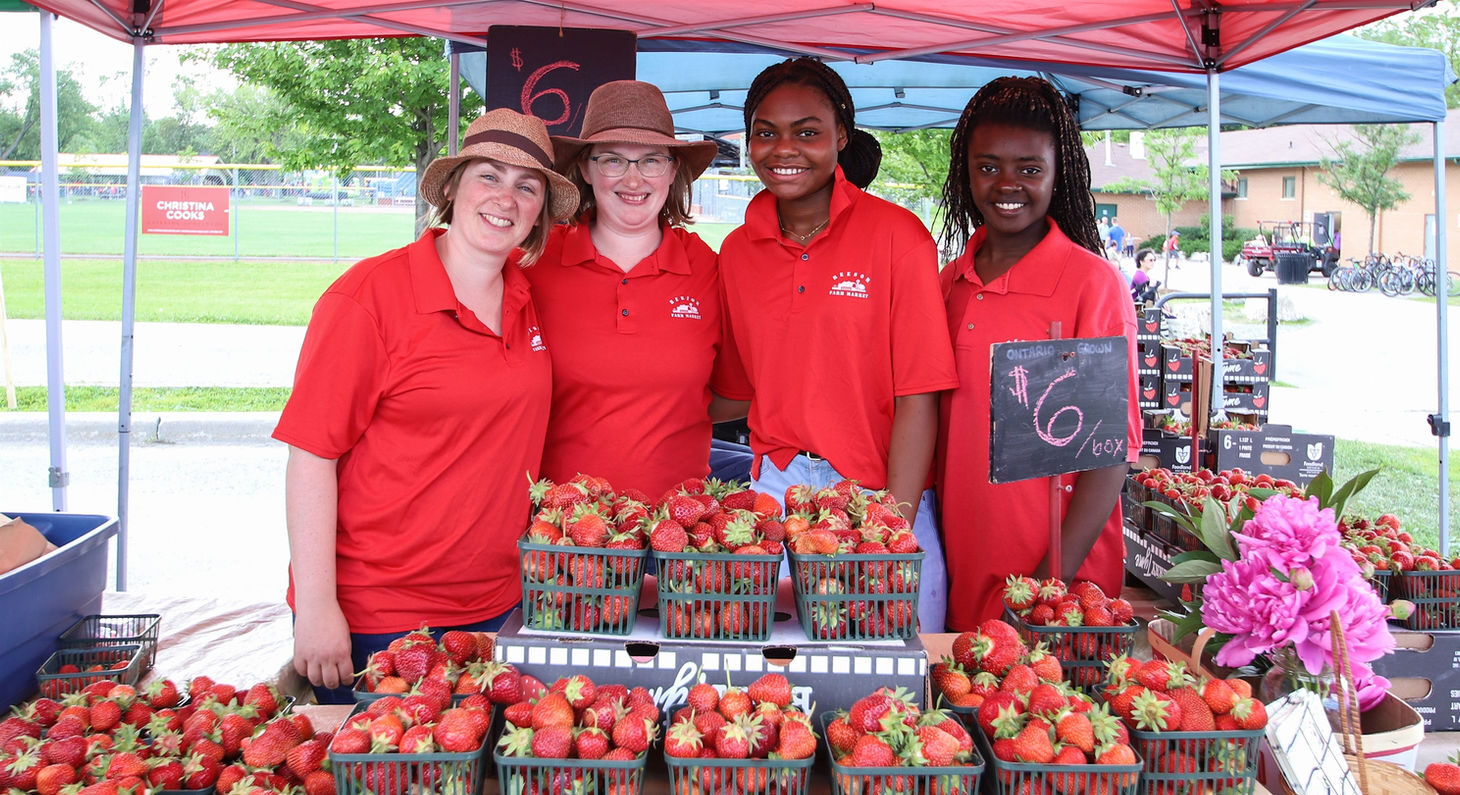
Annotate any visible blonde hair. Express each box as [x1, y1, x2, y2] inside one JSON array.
[[428, 158, 556, 265]]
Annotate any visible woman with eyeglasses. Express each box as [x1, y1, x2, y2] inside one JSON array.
[[526, 80, 746, 500]]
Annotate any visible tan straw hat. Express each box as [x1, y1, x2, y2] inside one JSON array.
[[420, 108, 579, 221], [551, 80, 719, 181]]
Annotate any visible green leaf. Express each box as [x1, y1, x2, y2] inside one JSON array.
[[1162, 559, 1224, 584], [1329, 468, 1381, 520], [1198, 497, 1237, 560], [1165, 604, 1209, 643], [1145, 500, 1198, 534], [1305, 471, 1335, 508], [1172, 549, 1221, 566]]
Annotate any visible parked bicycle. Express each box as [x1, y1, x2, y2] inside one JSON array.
[[1327, 251, 1458, 298]]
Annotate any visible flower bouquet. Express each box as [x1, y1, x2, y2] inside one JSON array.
[[1152, 470, 1397, 711]]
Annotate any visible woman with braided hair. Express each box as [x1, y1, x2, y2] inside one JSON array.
[[715, 57, 959, 632], [934, 76, 1141, 630]]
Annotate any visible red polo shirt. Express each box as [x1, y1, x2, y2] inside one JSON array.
[[716, 167, 959, 489], [936, 219, 1141, 631], [525, 221, 729, 497], [274, 228, 551, 634]]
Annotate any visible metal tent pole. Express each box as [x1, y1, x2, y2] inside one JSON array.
[[1434, 119, 1451, 556], [448, 48, 461, 156], [116, 35, 146, 591], [1207, 69, 1225, 409], [39, 11, 68, 510]]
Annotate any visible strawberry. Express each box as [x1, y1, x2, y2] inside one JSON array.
[[35, 763, 77, 795], [714, 717, 751, 759], [776, 718, 817, 760], [1002, 575, 1039, 611], [529, 726, 573, 759], [1201, 678, 1238, 715], [1055, 711, 1095, 754], [1011, 722, 1056, 764], [649, 518, 689, 552], [530, 692, 575, 730], [610, 715, 656, 754], [1230, 697, 1267, 730], [664, 720, 704, 758], [1129, 690, 1182, 732], [825, 715, 860, 755], [686, 682, 719, 714], [746, 673, 792, 709], [914, 724, 964, 766], [846, 734, 896, 767], [243, 721, 302, 768], [303, 770, 335, 795], [574, 727, 610, 760], [1424, 754, 1460, 795]]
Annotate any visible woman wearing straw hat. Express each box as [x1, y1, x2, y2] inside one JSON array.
[[527, 80, 746, 499], [273, 108, 577, 701]]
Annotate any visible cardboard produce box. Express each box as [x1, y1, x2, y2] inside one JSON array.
[[1161, 342, 1272, 382], [492, 609, 928, 717], [1138, 374, 1161, 411], [1136, 432, 1205, 474], [1136, 307, 1164, 340], [1122, 522, 1182, 603], [1369, 628, 1460, 732], [1206, 423, 1335, 486], [1163, 380, 1270, 415], [1137, 339, 1162, 374]]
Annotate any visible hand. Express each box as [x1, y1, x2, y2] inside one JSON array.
[[292, 600, 354, 690]]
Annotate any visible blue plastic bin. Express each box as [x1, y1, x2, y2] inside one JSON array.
[[0, 512, 118, 711]]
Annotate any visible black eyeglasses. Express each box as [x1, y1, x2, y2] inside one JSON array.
[[589, 154, 675, 178]]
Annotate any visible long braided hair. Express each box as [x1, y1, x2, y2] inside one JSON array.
[[937, 76, 1101, 257], [742, 57, 882, 189]]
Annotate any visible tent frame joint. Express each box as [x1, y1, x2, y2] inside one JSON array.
[[1429, 413, 1451, 438], [48, 467, 70, 488]]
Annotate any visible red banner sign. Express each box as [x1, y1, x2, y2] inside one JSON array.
[[141, 185, 230, 236]]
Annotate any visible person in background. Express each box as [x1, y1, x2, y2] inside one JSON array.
[[529, 80, 742, 499], [1132, 248, 1159, 304], [1107, 216, 1126, 260], [274, 109, 578, 702], [1164, 228, 1181, 269], [716, 57, 959, 632], [934, 76, 1141, 630], [1097, 215, 1111, 255]]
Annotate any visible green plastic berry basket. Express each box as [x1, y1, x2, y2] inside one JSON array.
[[819, 712, 983, 795], [973, 721, 1142, 795], [787, 549, 923, 641], [664, 752, 815, 795], [330, 703, 494, 795], [1125, 724, 1264, 795], [1368, 568, 1392, 602], [1001, 607, 1138, 692], [58, 613, 161, 674], [493, 749, 648, 795], [1394, 569, 1460, 629], [35, 644, 144, 698], [653, 549, 781, 641], [518, 538, 648, 636]]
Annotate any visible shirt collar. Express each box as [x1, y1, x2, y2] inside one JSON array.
[[951, 217, 1078, 297], [559, 217, 692, 276], [743, 165, 858, 243], [411, 226, 532, 318]]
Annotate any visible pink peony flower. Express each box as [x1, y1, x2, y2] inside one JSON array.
[[1202, 550, 1308, 668], [1234, 495, 1340, 570], [1352, 664, 1392, 712]]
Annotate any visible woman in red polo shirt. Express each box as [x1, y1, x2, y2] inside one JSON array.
[[935, 77, 1141, 630], [273, 109, 578, 701], [527, 81, 741, 499], [716, 57, 959, 632]]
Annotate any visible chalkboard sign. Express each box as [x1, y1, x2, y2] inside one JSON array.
[[989, 336, 1130, 484], [484, 26, 637, 138]]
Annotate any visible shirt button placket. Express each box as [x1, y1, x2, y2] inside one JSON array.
[[617, 274, 633, 331], [794, 252, 811, 304]]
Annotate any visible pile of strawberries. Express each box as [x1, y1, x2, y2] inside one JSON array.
[[1426, 752, 1460, 795], [0, 676, 301, 795], [328, 693, 493, 795], [1130, 467, 1300, 512], [1000, 577, 1134, 688], [522, 474, 657, 633], [977, 679, 1141, 793], [931, 618, 1068, 710], [823, 686, 979, 793], [1163, 337, 1262, 361], [37, 649, 138, 698], [357, 626, 499, 698], [495, 673, 655, 795], [782, 479, 922, 640], [647, 478, 786, 641], [1147, 414, 1259, 436], [664, 673, 815, 791], [1340, 514, 1459, 629], [1100, 657, 1266, 790]]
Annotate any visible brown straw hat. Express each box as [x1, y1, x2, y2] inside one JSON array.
[[551, 80, 719, 181], [420, 108, 579, 221]]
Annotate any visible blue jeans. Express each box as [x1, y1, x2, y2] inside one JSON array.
[[751, 454, 948, 633], [307, 606, 518, 705]]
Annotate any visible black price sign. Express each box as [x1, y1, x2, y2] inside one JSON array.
[[484, 26, 637, 137], [989, 336, 1130, 484]]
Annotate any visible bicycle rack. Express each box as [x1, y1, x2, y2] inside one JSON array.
[[1153, 287, 1280, 387]]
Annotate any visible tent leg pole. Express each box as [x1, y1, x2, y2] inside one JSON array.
[[40, 11, 68, 511], [449, 49, 461, 156], [1434, 119, 1451, 557], [117, 35, 145, 592], [1207, 69, 1224, 412]]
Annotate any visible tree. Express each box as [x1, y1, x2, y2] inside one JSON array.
[[198, 83, 310, 165], [1317, 123, 1420, 255], [1356, 7, 1460, 109], [204, 38, 464, 231], [871, 129, 951, 207], [0, 49, 98, 160], [1104, 129, 1227, 280]]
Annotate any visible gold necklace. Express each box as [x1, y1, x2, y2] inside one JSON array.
[[779, 217, 829, 244]]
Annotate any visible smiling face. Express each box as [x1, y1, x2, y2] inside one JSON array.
[[580, 142, 677, 234], [444, 158, 547, 260], [966, 122, 1057, 252], [747, 82, 847, 210]]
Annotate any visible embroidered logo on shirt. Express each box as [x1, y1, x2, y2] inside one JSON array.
[[829, 271, 871, 299], [669, 295, 703, 320], [528, 325, 547, 352]]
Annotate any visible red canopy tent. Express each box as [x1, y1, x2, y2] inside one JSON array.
[[17, 0, 1451, 583]]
